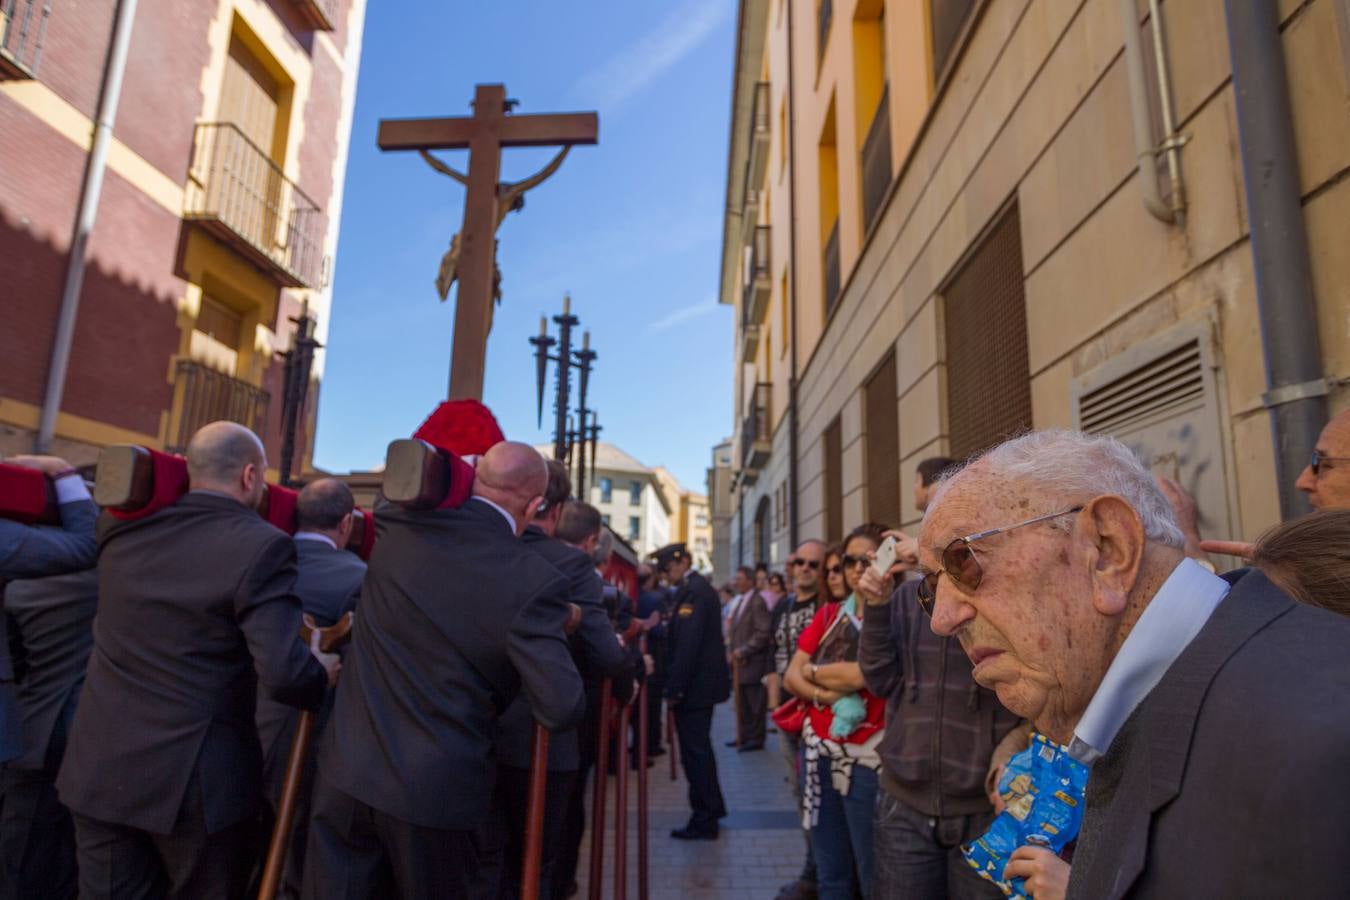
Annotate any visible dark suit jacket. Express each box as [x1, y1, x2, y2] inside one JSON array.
[[1067, 568, 1350, 900], [729, 590, 774, 684], [497, 526, 631, 772], [665, 571, 730, 709], [3, 567, 98, 772], [319, 499, 585, 829], [256, 536, 366, 800], [56, 493, 328, 835]]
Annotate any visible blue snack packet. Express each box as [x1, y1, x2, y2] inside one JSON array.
[[961, 733, 1089, 897]]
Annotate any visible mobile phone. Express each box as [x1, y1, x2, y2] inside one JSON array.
[[872, 535, 898, 577]]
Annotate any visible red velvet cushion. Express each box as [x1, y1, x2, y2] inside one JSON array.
[[0, 463, 53, 524], [354, 507, 377, 559], [413, 400, 505, 456], [262, 484, 299, 534], [106, 450, 190, 522], [438, 452, 477, 510]]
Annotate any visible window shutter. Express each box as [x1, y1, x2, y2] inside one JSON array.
[[865, 351, 900, 528]]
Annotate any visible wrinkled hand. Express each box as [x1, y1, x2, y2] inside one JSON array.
[[1004, 846, 1070, 900], [5, 454, 74, 476], [858, 529, 917, 606], [986, 762, 1007, 813], [310, 629, 341, 688], [1199, 539, 1255, 561]]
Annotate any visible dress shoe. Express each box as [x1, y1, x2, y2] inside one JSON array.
[[724, 739, 739, 747], [737, 742, 765, 752], [773, 879, 818, 900], [670, 825, 718, 840]]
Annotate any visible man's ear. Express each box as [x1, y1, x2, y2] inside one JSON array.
[[523, 495, 545, 525], [1081, 495, 1147, 616]]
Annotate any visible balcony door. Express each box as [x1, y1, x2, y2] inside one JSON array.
[[218, 38, 283, 256]]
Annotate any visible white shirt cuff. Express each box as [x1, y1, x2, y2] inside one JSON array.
[[54, 473, 92, 505]]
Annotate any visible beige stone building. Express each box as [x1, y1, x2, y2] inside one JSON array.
[[720, 0, 1349, 567], [654, 466, 714, 573]]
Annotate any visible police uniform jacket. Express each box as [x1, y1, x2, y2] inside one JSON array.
[[664, 570, 730, 710]]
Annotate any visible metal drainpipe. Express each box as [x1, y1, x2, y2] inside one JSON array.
[[1119, 0, 1186, 224], [1224, 0, 1327, 519], [36, 0, 140, 452], [786, 0, 800, 551]]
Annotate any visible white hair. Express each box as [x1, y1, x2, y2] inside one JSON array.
[[938, 429, 1185, 549]]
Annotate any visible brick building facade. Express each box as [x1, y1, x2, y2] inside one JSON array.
[[0, 0, 366, 478]]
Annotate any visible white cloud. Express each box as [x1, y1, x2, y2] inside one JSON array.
[[646, 300, 721, 334], [574, 0, 732, 111]]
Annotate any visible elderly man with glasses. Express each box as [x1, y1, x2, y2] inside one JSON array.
[[861, 429, 1350, 899]]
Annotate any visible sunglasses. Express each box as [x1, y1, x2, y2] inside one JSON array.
[[1310, 450, 1350, 476], [793, 558, 822, 570], [825, 564, 843, 576], [916, 507, 1083, 617], [841, 555, 869, 569]]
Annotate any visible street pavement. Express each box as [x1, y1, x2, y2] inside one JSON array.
[[574, 702, 806, 899]]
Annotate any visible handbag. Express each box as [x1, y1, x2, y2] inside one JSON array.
[[771, 697, 807, 735]]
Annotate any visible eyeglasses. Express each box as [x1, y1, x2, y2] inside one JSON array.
[[793, 558, 821, 570], [916, 507, 1083, 617], [786, 558, 799, 568], [1310, 450, 1350, 476], [841, 555, 869, 569], [825, 564, 843, 576]]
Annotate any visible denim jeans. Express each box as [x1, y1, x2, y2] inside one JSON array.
[[810, 757, 878, 900], [871, 790, 1005, 900]]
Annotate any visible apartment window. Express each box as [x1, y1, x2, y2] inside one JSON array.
[[930, 0, 977, 84], [823, 417, 843, 544], [600, 478, 613, 503], [695, 513, 709, 528], [854, 1, 891, 232], [820, 96, 841, 316], [191, 295, 244, 374], [628, 517, 640, 541], [944, 204, 1031, 458], [629, 481, 642, 505], [754, 496, 772, 563], [864, 351, 900, 528]]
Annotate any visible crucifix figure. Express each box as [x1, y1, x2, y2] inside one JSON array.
[[379, 83, 598, 400]]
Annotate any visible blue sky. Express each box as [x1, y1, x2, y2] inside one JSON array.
[[313, 2, 736, 493]]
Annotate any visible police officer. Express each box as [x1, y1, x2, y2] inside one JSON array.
[[653, 542, 730, 840]]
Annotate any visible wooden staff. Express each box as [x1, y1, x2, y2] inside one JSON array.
[[613, 698, 631, 900], [732, 655, 743, 749], [257, 613, 353, 900], [636, 637, 650, 900], [588, 678, 614, 900], [521, 603, 580, 900]]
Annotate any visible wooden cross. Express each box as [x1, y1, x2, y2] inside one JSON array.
[[378, 84, 598, 401]]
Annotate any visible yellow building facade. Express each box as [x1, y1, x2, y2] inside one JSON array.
[[722, 0, 1350, 566]]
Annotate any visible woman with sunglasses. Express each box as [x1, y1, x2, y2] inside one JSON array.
[[783, 524, 889, 899], [822, 546, 849, 603]]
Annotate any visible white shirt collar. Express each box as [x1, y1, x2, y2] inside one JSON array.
[[294, 531, 337, 550], [470, 495, 516, 534], [1069, 558, 1229, 763]]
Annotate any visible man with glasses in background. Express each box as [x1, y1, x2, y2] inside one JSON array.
[[1295, 408, 1350, 510], [865, 428, 1350, 898], [773, 540, 826, 900]]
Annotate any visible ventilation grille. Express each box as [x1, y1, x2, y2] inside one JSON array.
[[1079, 341, 1205, 435]]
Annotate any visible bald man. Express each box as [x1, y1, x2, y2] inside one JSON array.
[[305, 441, 585, 899], [56, 421, 336, 900]]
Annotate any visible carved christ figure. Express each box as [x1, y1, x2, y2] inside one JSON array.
[[418, 146, 571, 305]]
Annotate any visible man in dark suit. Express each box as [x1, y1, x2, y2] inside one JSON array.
[[656, 542, 730, 840], [255, 477, 366, 899], [727, 565, 772, 752], [633, 563, 668, 759], [492, 469, 632, 900], [304, 441, 585, 899], [1, 566, 98, 899], [56, 421, 337, 900], [901, 429, 1350, 899]]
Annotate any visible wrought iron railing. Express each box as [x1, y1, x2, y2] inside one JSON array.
[[184, 122, 325, 289], [823, 219, 841, 315], [0, 0, 50, 78], [167, 360, 271, 454], [741, 382, 771, 469], [861, 86, 892, 233], [743, 224, 771, 320]]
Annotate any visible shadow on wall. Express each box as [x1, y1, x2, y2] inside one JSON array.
[[0, 209, 182, 446]]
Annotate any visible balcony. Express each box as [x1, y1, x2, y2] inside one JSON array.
[[0, 0, 49, 79], [741, 317, 760, 363], [823, 219, 841, 316], [746, 81, 770, 193], [184, 123, 326, 289], [166, 360, 271, 454], [861, 86, 892, 233], [741, 382, 772, 472], [743, 224, 771, 325], [741, 184, 760, 245], [291, 0, 338, 31]]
